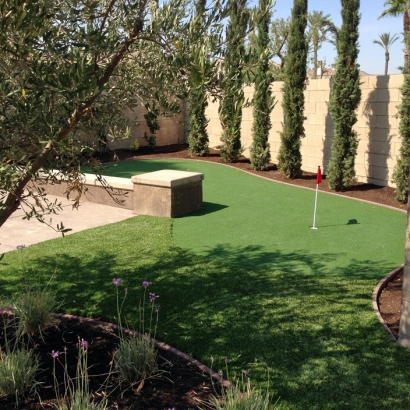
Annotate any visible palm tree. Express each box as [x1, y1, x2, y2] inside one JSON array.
[[378, 0, 410, 71], [306, 11, 337, 79], [374, 32, 400, 74]]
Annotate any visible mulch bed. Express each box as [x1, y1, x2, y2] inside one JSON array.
[[0, 315, 221, 409], [378, 269, 402, 340]]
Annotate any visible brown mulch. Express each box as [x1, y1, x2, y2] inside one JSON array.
[[378, 270, 403, 340], [0, 315, 221, 409]]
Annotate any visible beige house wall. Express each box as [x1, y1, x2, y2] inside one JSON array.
[[206, 74, 403, 188]]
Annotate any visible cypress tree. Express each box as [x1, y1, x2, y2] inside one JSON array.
[[188, 0, 209, 156], [277, 0, 308, 179], [393, 31, 410, 202], [218, 0, 249, 163], [327, 0, 361, 191], [250, 0, 274, 171]]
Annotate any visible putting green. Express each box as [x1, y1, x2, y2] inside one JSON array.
[[100, 159, 406, 279]]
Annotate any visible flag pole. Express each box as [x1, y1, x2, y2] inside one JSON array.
[[311, 166, 322, 230]]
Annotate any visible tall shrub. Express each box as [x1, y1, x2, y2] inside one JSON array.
[[393, 33, 410, 202], [250, 0, 274, 171], [218, 0, 249, 163], [327, 0, 361, 191], [277, 0, 308, 179], [188, 0, 209, 156]]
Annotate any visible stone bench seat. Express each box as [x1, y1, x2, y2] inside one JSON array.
[[131, 170, 204, 217]]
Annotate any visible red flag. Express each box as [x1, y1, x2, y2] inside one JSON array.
[[316, 166, 322, 184]]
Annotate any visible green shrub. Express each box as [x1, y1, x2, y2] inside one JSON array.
[[208, 378, 276, 410], [129, 140, 139, 152], [13, 288, 59, 336], [113, 334, 158, 385], [0, 347, 41, 402], [143, 132, 156, 149]]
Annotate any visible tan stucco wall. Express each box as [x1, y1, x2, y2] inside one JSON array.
[[206, 74, 404, 188]]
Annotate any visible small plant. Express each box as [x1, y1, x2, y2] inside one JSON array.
[[143, 102, 160, 149], [12, 287, 59, 337], [209, 377, 274, 410], [113, 334, 158, 385], [111, 278, 161, 386], [0, 314, 41, 404], [52, 340, 108, 410], [0, 347, 41, 402], [143, 132, 156, 149], [129, 140, 140, 152], [202, 359, 278, 410]]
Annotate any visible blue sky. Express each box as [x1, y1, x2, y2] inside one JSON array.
[[272, 0, 404, 75]]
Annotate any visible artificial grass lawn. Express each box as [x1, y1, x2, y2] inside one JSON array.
[[101, 159, 406, 279], [1, 160, 409, 409]]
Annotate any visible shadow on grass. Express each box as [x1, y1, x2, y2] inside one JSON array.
[[0, 215, 409, 409], [176, 202, 228, 217], [190, 243, 395, 280], [3, 248, 407, 410]]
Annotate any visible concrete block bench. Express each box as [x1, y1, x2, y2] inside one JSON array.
[[131, 170, 204, 217], [30, 172, 134, 209]]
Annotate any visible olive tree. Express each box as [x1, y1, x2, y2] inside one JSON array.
[[0, 0, 226, 231]]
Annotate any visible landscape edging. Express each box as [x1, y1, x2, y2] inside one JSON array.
[[58, 313, 232, 388], [372, 265, 403, 343]]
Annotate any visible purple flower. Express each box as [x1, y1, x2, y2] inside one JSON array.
[[142, 281, 152, 288], [243, 370, 249, 377], [81, 339, 89, 349], [0, 305, 13, 314], [16, 245, 26, 250], [50, 350, 59, 358], [225, 357, 228, 364], [112, 278, 123, 286], [149, 292, 159, 303]]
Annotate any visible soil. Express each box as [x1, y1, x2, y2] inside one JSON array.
[[0, 315, 221, 409], [378, 270, 402, 340], [1, 143, 403, 409]]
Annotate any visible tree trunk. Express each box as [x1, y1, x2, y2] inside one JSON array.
[[399, 172, 410, 347], [313, 40, 318, 79], [385, 50, 389, 76], [404, 11, 409, 71], [0, 21, 144, 229]]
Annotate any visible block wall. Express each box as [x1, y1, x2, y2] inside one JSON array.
[[206, 74, 403, 187], [108, 100, 186, 150]]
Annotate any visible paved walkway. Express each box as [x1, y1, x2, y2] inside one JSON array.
[[0, 195, 135, 254]]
